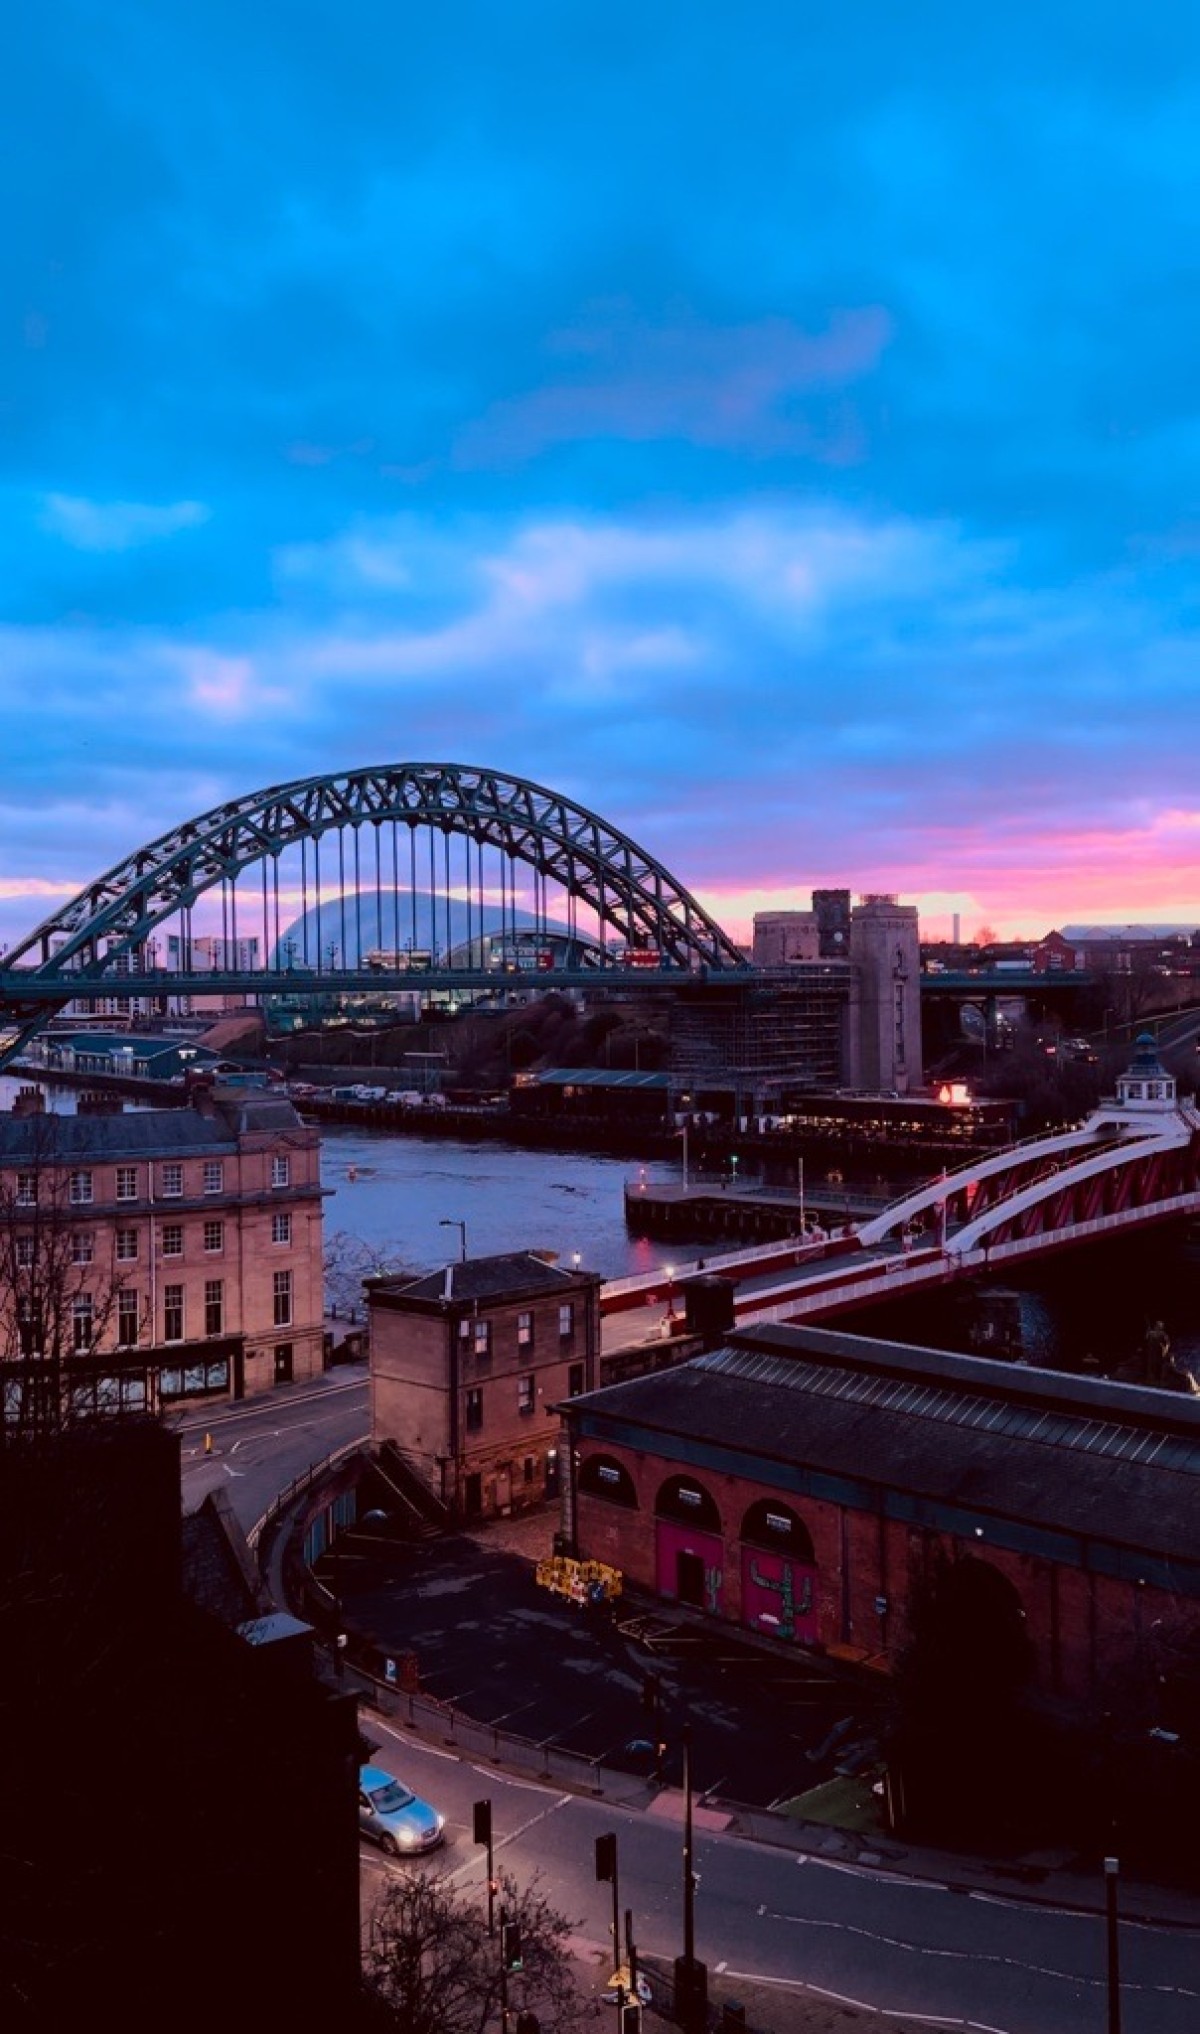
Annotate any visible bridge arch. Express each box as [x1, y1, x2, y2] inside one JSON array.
[[0, 756, 748, 1057], [6, 763, 746, 979]]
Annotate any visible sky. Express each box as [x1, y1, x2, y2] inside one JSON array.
[[4, 2, 1200, 948]]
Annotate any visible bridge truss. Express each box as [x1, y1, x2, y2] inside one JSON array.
[[0, 763, 748, 1064]]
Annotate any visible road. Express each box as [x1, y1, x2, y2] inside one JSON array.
[[176, 1369, 1200, 2033], [356, 1709, 1200, 2034]]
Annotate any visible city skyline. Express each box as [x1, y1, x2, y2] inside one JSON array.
[[5, 5, 1200, 946]]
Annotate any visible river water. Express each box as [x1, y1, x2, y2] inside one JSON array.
[[320, 1121, 682, 1279]]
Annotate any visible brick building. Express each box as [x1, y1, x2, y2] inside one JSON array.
[[368, 1251, 603, 1519], [559, 1322, 1200, 1708], [0, 1091, 325, 1401]]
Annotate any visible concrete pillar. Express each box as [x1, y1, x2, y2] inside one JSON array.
[[848, 897, 923, 1093]]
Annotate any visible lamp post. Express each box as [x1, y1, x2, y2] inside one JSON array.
[[674, 1719, 707, 2032], [665, 1265, 675, 1320], [439, 1218, 467, 1262], [1104, 1856, 1122, 2034]]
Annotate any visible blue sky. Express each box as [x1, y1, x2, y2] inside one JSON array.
[[4, 2, 1200, 944]]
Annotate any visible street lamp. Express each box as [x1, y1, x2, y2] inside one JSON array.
[[439, 1218, 467, 1262], [665, 1265, 676, 1319]]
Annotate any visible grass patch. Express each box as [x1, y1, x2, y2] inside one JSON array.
[[777, 1772, 885, 1833]]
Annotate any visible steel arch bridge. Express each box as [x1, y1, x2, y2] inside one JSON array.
[[0, 762, 749, 1064]]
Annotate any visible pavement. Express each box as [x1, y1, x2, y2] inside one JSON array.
[[298, 1501, 1200, 1940]]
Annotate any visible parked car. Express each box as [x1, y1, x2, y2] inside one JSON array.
[[357, 1764, 445, 1856]]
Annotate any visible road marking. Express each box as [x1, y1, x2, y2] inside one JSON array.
[[716, 1969, 1013, 2032], [468, 1765, 559, 1795], [753, 1904, 1200, 2001], [373, 1719, 459, 1762]]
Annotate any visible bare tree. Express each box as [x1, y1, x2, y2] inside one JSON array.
[[0, 1116, 148, 1443], [324, 1227, 413, 1317], [362, 1866, 600, 2033]]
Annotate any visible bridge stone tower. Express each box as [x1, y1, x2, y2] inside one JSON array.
[[846, 895, 923, 1094]]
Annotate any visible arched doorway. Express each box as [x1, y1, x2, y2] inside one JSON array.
[[654, 1474, 725, 1615], [739, 1498, 818, 1644]]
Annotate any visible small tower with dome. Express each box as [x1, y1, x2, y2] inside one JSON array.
[[1116, 1033, 1176, 1112]]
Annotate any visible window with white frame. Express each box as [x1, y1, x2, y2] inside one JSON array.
[[71, 1231, 94, 1265], [517, 1309, 533, 1348], [203, 1219, 224, 1253], [271, 1154, 290, 1188], [69, 1170, 93, 1206], [161, 1222, 183, 1257], [72, 1294, 94, 1351], [16, 1235, 34, 1268], [116, 1227, 138, 1262], [272, 1269, 292, 1327], [473, 1317, 491, 1358], [203, 1160, 223, 1195], [163, 1284, 184, 1342], [271, 1211, 291, 1245], [16, 1172, 36, 1207], [558, 1302, 574, 1343], [117, 1290, 139, 1348], [115, 1165, 137, 1202], [204, 1278, 223, 1336], [517, 1373, 535, 1416], [161, 1163, 183, 1198]]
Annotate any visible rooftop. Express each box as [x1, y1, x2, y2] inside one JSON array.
[[369, 1249, 597, 1307], [566, 1323, 1200, 1566]]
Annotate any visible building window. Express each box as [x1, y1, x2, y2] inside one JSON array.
[[117, 1290, 139, 1348], [204, 1279, 224, 1336], [272, 1269, 292, 1327], [115, 1165, 137, 1202], [71, 1232, 94, 1265], [271, 1155, 290, 1188], [517, 1373, 535, 1417], [69, 1170, 93, 1206], [72, 1294, 94, 1351], [567, 1362, 585, 1398], [558, 1302, 574, 1343], [116, 1227, 138, 1262], [161, 1223, 183, 1258], [271, 1212, 291, 1245], [517, 1310, 533, 1349], [163, 1284, 184, 1342], [465, 1387, 483, 1431], [203, 1219, 224, 1253], [473, 1318, 491, 1359], [523, 1455, 536, 1485], [162, 1163, 183, 1198], [16, 1172, 36, 1208], [16, 1235, 34, 1268], [203, 1160, 223, 1195]]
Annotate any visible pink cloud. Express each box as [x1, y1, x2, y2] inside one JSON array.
[[456, 307, 890, 466]]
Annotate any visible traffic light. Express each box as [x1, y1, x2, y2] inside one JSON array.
[[473, 1799, 492, 1846], [594, 1831, 617, 1883], [502, 1919, 523, 1972]]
